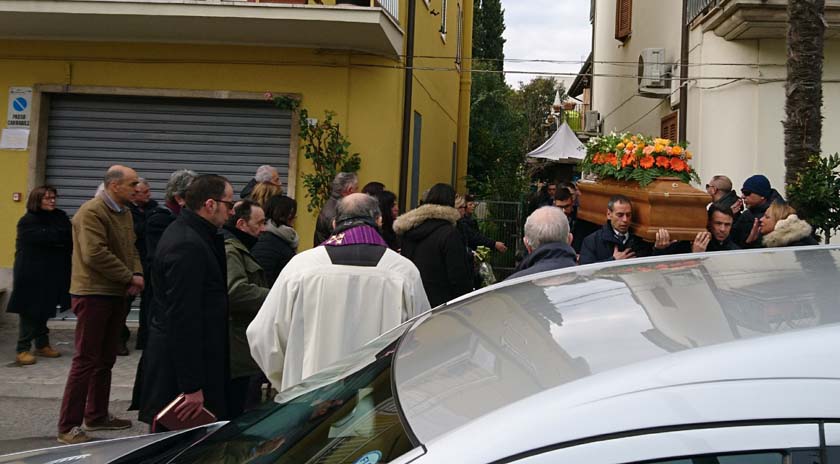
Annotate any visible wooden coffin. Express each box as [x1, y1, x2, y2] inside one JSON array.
[[577, 178, 710, 241]]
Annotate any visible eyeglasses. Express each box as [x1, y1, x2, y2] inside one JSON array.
[[213, 198, 235, 209], [741, 190, 752, 197]]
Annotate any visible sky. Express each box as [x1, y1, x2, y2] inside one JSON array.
[[501, 0, 592, 92]]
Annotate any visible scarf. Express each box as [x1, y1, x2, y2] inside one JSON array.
[[323, 218, 387, 247], [165, 199, 182, 216], [265, 220, 300, 249], [223, 224, 258, 249]]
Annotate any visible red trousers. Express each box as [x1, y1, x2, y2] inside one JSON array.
[[58, 295, 127, 434]]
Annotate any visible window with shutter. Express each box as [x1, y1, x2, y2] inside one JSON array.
[[661, 112, 678, 142], [615, 0, 632, 41]]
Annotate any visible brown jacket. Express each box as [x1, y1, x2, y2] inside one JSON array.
[[70, 195, 142, 296]]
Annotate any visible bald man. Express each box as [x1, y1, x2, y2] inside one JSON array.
[[248, 193, 430, 392], [58, 165, 143, 444]]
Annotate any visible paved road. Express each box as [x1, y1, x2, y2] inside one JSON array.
[[0, 317, 149, 456], [0, 398, 147, 455]]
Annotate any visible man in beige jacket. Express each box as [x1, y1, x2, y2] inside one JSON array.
[[57, 165, 143, 445]]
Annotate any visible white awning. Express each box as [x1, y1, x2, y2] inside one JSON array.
[[526, 122, 586, 162]]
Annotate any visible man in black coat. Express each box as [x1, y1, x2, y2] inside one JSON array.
[[580, 195, 676, 265], [672, 204, 741, 254], [137, 174, 235, 429], [121, 178, 158, 355], [507, 206, 577, 280], [313, 172, 358, 246], [731, 174, 785, 248]]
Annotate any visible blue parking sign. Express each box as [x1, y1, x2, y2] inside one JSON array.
[[7, 87, 32, 128]]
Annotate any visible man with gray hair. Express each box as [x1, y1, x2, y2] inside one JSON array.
[[144, 169, 198, 261], [507, 206, 577, 280], [313, 171, 359, 246], [248, 193, 429, 391], [240, 165, 282, 199]]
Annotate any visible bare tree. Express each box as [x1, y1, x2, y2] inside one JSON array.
[[784, 0, 826, 192]]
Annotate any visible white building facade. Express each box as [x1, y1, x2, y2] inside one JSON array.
[[587, 0, 840, 192]]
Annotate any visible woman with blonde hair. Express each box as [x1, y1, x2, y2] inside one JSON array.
[[249, 182, 283, 209], [748, 202, 818, 247]]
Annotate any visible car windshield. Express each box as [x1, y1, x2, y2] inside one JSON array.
[[394, 247, 840, 443], [167, 331, 416, 464]]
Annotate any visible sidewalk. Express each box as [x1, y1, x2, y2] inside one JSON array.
[[0, 318, 140, 401]]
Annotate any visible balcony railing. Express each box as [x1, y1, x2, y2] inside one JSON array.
[[377, 0, 399, 21], [304, 0, 398, 22], [687, 0, 718, 24]]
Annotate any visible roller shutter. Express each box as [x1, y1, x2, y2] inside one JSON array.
[[45, 94, 293, 214]]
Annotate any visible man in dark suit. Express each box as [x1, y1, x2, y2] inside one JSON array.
[[137, 174, 235, 430], [580, 194, 675, 265]]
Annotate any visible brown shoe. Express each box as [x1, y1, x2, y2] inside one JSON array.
[[15, 351, 36, 366], [58, 426, 91, 445], [34, 345, 61, 358], [83, 413, 132, 431]]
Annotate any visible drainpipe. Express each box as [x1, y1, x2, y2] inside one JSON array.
[[679, 0, 689, 142], [399, 0, 417, 212]]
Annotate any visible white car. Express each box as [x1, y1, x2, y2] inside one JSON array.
[[3, 246, 840, 464]]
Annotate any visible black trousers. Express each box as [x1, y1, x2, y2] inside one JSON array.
[[17, 314, 50, 353]]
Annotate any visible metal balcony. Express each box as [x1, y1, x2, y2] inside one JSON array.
[[0, 0, 404, 58]]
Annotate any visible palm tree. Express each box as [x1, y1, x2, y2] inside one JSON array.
[[784, 0, 826, 192]]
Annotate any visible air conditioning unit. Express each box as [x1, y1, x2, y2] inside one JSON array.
[[638, 48, 671, 98], [584, 110, 601, 133]]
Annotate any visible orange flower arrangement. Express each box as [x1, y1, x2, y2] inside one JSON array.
[[582, 132, 699, 186]]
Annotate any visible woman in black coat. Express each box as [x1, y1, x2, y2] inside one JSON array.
[[374, 190, 401, 251], [393, 183, 473, 307], [252, 195, 298, 286], [7, 186, 72, 365]]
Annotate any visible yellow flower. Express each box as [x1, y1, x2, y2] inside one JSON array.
[[654, 144, 664, 153], [654, 138, 671, 146], [616, 142, 626, 150], [685, 151, 693, 160]]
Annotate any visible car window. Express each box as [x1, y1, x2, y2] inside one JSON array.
[[644, 452, 784, 464], [827, 447, 840, 464], [169, 353, 414, 464], [503, 424, 820, 464]]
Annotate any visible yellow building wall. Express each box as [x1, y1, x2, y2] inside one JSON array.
[[0, 40, 405, 267], [0, 0, 473, 271], [409, 0, 471, 197]]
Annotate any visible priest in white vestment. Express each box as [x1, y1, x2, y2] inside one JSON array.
[[247, 193, 431, 392]]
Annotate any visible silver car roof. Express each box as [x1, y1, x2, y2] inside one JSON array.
[[393, 246, 840, 443]]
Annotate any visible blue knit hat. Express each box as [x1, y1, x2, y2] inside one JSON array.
[[742, 175, 771, 198]]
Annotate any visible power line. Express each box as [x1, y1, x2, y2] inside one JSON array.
[[408, 54, 788, 68], [0, 53, 826, 83]]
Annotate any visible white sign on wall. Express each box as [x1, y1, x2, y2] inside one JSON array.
[[7, 87, 32, 128]]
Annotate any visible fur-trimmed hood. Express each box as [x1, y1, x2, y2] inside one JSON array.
[[393, 204, 461, 236], [762, 214, 813, 248]]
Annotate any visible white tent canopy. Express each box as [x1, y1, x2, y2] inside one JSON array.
[[526, 122, 586, 161]]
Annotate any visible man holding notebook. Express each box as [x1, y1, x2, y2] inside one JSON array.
[[136, 174, 235, 431]]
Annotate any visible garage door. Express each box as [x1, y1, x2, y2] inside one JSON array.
[[45, 94, 293, 214]]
